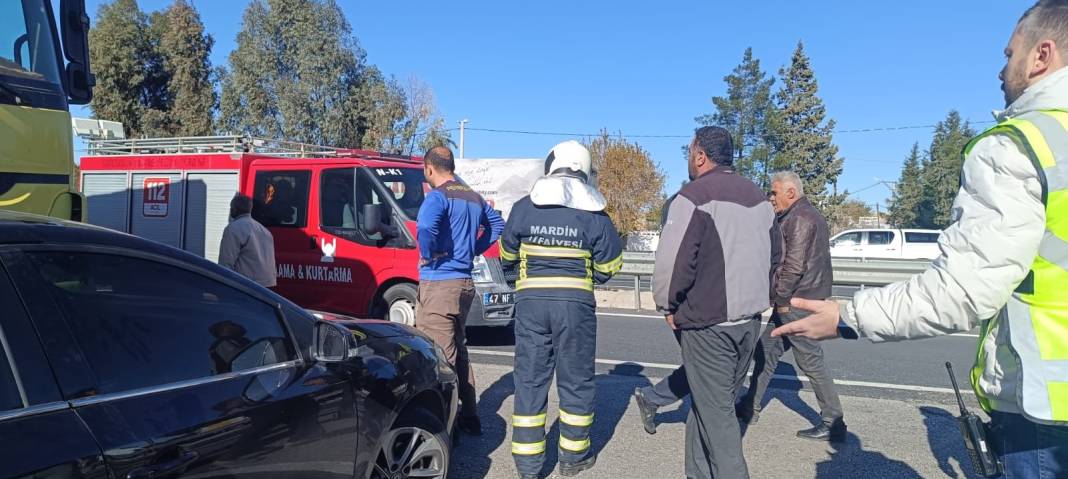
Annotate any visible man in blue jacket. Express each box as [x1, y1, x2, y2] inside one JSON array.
[[416, 146, 505, 435]]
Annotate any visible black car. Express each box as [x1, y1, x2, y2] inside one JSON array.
[[0, 211, 457, 478]]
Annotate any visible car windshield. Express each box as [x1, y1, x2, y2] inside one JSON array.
[[367, 166, 428, 220], [0, 0, 65, 105]]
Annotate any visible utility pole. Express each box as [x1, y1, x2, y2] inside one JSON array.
[[458, 119, 469, 159]]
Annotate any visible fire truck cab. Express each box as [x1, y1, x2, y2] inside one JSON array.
[[79, 136, 515, 328]]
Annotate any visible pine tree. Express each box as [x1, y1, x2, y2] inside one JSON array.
[[153, 0, 215, 136], [919, 111, 975, 228], [770, 42, 845, 215], [887, 143, 924, 228], [89, 0, 159, 136], [696, 48, 776, 188]]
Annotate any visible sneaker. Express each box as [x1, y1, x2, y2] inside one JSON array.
[[633, 388, 658, 435], [797, 418, 847, 442], [458, 415, 483, 436], [559, 455, 597, 476]]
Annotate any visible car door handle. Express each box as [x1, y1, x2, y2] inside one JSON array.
[[127, 451, 198, 479]]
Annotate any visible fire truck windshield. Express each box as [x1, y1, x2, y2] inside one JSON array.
[[369, 167, 428, 220], [0, 0, 65, 109]]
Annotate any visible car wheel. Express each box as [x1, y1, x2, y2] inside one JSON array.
[[383, 283, 418, 326], [372, 408, 450, 479]]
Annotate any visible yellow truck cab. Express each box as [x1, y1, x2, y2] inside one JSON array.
[[1, 0, 93, 220]]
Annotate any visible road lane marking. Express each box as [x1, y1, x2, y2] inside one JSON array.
[[595, 312, 980, 338], [597, 312, 661, 319], [468, 348, 958, 395]]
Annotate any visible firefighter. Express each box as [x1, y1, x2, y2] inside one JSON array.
[[500, 141, 623, 478]]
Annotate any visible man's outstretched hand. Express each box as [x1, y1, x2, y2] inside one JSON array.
[[770, 298, 843, 340]]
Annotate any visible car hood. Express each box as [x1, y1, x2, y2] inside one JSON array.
[[307, 310, 419, 338]]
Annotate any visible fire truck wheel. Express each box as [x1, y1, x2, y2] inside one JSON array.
[[383, 283, 418, 326]]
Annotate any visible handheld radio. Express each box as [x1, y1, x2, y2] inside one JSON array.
[[945, 362, 1001, 477]]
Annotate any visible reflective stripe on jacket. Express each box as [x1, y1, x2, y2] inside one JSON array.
[[499, 196, 623, 303]]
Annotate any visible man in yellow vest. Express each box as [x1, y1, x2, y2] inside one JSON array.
[[773, 1, 1068, 476]]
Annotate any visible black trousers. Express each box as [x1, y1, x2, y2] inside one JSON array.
[[511, 299, 597, 475], [680, 317, 762, 479], [639, 330, 689, 407], [739, 309, 844, 424]]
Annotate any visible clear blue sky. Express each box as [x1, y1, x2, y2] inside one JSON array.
[[77, 0, 1029, 209]]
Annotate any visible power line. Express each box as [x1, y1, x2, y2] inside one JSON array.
[[446, 120, 997, 139]]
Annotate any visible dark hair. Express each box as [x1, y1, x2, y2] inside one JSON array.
[[1019, 0, 1068, 54], [424, 146, 455, 173], [693, 126, 734, 167], [231, 194, 253, 215]]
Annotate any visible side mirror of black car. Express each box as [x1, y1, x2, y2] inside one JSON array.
[[314, 321, 351, 363]]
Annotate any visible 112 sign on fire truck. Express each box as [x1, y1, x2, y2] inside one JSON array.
[[142, 178, 170, 217]]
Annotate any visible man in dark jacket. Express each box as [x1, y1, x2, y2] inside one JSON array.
[[736, 171, 846, 441], [652, 126, 780, 479]]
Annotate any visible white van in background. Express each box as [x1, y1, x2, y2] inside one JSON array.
[[830, 229, 942, 260]]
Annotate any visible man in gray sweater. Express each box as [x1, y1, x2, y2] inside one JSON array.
[[219, 194, 277, 288]]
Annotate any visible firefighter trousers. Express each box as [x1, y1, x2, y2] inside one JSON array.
[[511, 298, 597, 475]]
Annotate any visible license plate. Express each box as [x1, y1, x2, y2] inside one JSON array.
[[483, 292, 514, 306]]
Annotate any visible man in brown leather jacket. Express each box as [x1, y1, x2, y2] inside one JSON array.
[[736, 171, 846, 441]]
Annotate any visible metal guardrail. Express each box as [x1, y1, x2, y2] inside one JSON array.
[[621, 251, 655, 275], [830, 257, 932, 286], [615, 251, 933, 308]]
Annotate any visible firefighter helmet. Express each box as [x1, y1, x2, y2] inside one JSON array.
[[544, 141, 593, 183]]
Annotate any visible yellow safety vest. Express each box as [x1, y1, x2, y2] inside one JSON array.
[[969, 109, 1068, 424]]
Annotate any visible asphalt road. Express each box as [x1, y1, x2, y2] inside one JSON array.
[[451, 364, 978, 479], [468, 308, 980, 405], [602, 275, 865, 299], [457, 308, 985, 478]]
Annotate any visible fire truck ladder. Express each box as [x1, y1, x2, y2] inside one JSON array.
[[86, 135, 355, 158]]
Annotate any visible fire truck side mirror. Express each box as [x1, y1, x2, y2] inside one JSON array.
[[361, 204, 396, 239]]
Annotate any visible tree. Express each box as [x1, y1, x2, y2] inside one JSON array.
[[89, 0, 162, 137], [887, 143, 924, 228], [585, 132, 666, 236], [353, 67, 410, 150], [219, 0, 428, 150], [919, 111, 975, 228], [696, 48, 776, 189], [827, 198, 874, 233], [221, 0, 357, 145], [770, 42, 845, 216], [405, 78, 452, 154], [89, 0, 215, 137], [151, 0, 215, 136]]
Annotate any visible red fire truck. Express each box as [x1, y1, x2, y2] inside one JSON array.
[[79, 136, 515, 328]]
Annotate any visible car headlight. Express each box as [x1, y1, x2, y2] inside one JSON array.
[[472, 255, 494, 284]]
